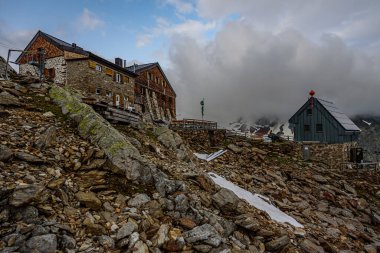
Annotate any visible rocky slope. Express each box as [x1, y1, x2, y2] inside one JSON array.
[[0, 78, 379, 253], [353, 116, 380, 162]]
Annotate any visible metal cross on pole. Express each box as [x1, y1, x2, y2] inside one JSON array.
[[200, 98, 205, 121]]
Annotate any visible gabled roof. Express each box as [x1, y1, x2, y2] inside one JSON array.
[[126, 63, 156, 72], [317, 98, 360, 131], [16, 30, 88, 63], [126, 62, 176, 96], [289, 97, 360, 132], [15, 31, 138, 77]]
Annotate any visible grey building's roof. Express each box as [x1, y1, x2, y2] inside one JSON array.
[[289, 97, 360, 132], [317, 98, 361, 131]]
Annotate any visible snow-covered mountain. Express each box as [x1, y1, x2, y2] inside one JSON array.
[[228, 117, 294, 138]]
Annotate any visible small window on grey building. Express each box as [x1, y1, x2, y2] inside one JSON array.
[[96, 88, 101, 95], [316, 124, 323, 133], [304, 124, 310, 132], [307, 108, 312, 115]]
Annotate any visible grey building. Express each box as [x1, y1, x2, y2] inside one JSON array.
[[289, 93, 360, 143]]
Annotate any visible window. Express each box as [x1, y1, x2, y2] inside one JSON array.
[[156, 77, 159, 83], [116, 73, 121, 83], [115, 95, 120, 107], [96, 88, 101, 95], [316, 124, 323, 133], [106, 91, 112, 97], [95, 64, 102, 71], [148, 73, 152, 80], [307, 108, 312, 116], [304, 124, 310, 132]]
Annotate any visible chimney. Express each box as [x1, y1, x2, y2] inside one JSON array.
[[72, 43, 77, 48], [133, 63, 136, 73], [123, 60, 126, 68], [115, 57, 123, 67]]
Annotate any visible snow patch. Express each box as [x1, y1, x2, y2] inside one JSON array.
[[208, 172, 303, 228], [362, 120, 372, 126], [194, 150, 227, 162]]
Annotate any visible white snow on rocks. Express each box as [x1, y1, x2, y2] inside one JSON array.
[[208, 172, 303, 228]]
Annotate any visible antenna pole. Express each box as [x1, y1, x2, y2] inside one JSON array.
[[5, 50, 11, 80]]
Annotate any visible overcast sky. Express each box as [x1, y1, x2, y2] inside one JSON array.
[[1, 0, 380, 125]]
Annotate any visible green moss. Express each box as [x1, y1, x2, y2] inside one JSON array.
[[107, 141, 127, 156], [28, 90, 69, 122]]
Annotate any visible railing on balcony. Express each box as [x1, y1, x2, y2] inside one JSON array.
[[170, 119, 217, 130]]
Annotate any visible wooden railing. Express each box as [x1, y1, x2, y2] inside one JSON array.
[[83, 99, 141, 124], [170, 119, 217, 130]]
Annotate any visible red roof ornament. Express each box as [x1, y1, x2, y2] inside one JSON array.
[[309, 90, 315, 97]]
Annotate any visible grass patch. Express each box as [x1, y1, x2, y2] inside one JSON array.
[[27, 90, 70, 122]]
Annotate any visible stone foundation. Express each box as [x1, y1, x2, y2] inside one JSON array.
[[19, 56, 66, 84], [173, 129, 227, 150], [295, 142, 358, 169]]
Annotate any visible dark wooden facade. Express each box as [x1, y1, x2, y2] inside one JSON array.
[[130, 63, 176, 119], [289, 97, 360, 143]]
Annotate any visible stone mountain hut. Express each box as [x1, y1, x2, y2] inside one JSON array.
[[289, 90, 360, 143]]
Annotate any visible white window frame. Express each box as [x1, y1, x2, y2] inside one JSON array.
[[116, 73, 121, 83], [106, 91, 112, 97], [115, 95, 120, 107], [95, 64, 102, 71]]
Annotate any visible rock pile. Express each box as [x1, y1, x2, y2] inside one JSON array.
[[0, 78, 379, 253], [197, 138, 380, 252]]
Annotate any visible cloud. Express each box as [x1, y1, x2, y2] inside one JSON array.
[[165, 0, 194, 14], [196, 0, 380, 46], [76, 8, 105, 31], [0, 21, 37, 70], [166, 19, 380, 126], [136, 17, 215, 47]]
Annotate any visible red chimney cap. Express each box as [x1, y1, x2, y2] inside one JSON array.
[[309, 90, 315, 97]]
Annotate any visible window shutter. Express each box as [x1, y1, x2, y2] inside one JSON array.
[[113, 72, 116, 81], [125, 76, 129, 83], [50, 68, 56, 78], [89, 60, 96, 69], [106, 68, 113, 76], [44, 68, 49, 77], [120, 75, 124, 83]]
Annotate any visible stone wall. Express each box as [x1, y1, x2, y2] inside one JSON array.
[[174, 129, 227, 150], [295, 142, 358, 169], [19, 56, 66, 84], [66, 59, 135, 108]]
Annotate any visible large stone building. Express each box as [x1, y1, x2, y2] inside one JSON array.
[[16, 31, 138, 110], [126, 63, 176, 121]]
